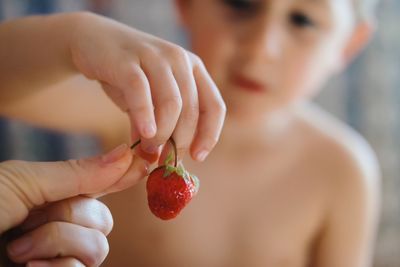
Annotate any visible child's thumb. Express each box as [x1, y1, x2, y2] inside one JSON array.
[[0, 144, 147, 233]]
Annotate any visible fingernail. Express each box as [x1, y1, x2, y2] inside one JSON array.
[[7, 235, 32, 257], [195, 150, 209, 162], [101, 144, 128, 164], [142, 123, 156, 139]]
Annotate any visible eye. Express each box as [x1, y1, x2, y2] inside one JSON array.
[[221, 0, 259, 14], [290, 12, 315, 28]]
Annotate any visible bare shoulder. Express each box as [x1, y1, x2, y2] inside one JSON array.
[[294, 103, 381, 200], [293, 104, 381, 265]]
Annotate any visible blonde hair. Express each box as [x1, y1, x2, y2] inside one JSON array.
[[354, 0, 379, 21]]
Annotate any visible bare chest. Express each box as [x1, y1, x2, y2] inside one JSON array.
[[104, 152, 327, 267]]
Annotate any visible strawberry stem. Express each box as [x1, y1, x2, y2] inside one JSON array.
[[130, 139, 141, 150], [170, 138, 178, 167]]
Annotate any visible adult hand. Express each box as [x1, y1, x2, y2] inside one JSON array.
[[0, 144, 148, 266]]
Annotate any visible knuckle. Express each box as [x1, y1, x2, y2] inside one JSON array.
[[60, 198, 74, 223], [0, 160, 36, 206], [66, 159, 86, 178], [162, 95, 183, 114], [140, 44, 158, 60], [48, 222, 62, 247], [98, 202, 114, 235], [182, 103, 200, 120], [176, 145, 190, 160], [129, 105, 149, 117], [72, 197, 114, 235], [176, 149, 186, 161], [85, 231, 109, 267], [209, 98, 227, 116], [65, 159, 85, 193], [164, 44, 187, 60], [119, 64, 146, 90], [181, 103, 200, 122], [188, 51, 202, 65], [126, 66, 143, 84]]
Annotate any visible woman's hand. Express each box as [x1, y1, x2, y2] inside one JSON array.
[[0, 144, 148, 266]]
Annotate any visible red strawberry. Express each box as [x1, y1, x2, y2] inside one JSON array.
[[131, 138, 200, 220], [146, 163, 199, 220]]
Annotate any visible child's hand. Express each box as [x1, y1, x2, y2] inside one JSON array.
[[69, 12, 226, 162]]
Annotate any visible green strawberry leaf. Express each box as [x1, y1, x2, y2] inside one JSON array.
[[164, 165, 176, 177], [190, 174, 200, 194], [176, 165, 185, 177], [177, 164, 192, 184]]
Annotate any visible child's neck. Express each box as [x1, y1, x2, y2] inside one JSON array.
[[220, 107, 295, 149]]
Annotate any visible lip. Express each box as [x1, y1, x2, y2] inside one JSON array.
[[232, 74, 267, 93]]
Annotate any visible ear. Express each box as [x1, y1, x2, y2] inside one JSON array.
[[174, 0, 191, 27], [340, 22, 375, 67]]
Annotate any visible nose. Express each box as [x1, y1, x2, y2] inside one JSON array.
[[239, 17, 284, 63]]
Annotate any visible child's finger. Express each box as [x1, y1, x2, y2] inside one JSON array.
[[28, 257, 85, 267], [101, 81, 128, 112], [7, 222, 108, 267], [118, 64, 157, 140], [20, 196, 113, 236], [190, 59, 226, 161], [101, 81, 141, 142], [170, 55, 199, 160], [140, 60, 182, 154]]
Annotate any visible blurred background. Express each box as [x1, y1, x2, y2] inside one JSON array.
[[0, 0, 398, 266]]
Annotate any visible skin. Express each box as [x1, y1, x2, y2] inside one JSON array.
[[0, 0, 379, 266], [0, 11, 225, 266], [0, 12, 226, 160], [0, 144, 149, 266], [102, 0, 380, 266]]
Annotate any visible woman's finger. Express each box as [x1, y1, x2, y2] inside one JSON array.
[[0, 144, 135, 234], [20, 196, 113, 236], [28, 257, 85, 267], [7, 222, 108, 267]]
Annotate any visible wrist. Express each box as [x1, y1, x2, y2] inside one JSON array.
[[43, 12, 95, 75], [64, 11, 105, 80], [55, 12, 87, 75]]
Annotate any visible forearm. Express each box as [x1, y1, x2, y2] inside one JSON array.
[[0, 13, 80, 104]]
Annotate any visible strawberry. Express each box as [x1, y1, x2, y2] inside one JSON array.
[[131, 138, 200, 220], [146, 162, 199, 220]]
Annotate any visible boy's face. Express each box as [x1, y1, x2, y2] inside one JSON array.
[[177, 0, 372, 118]]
